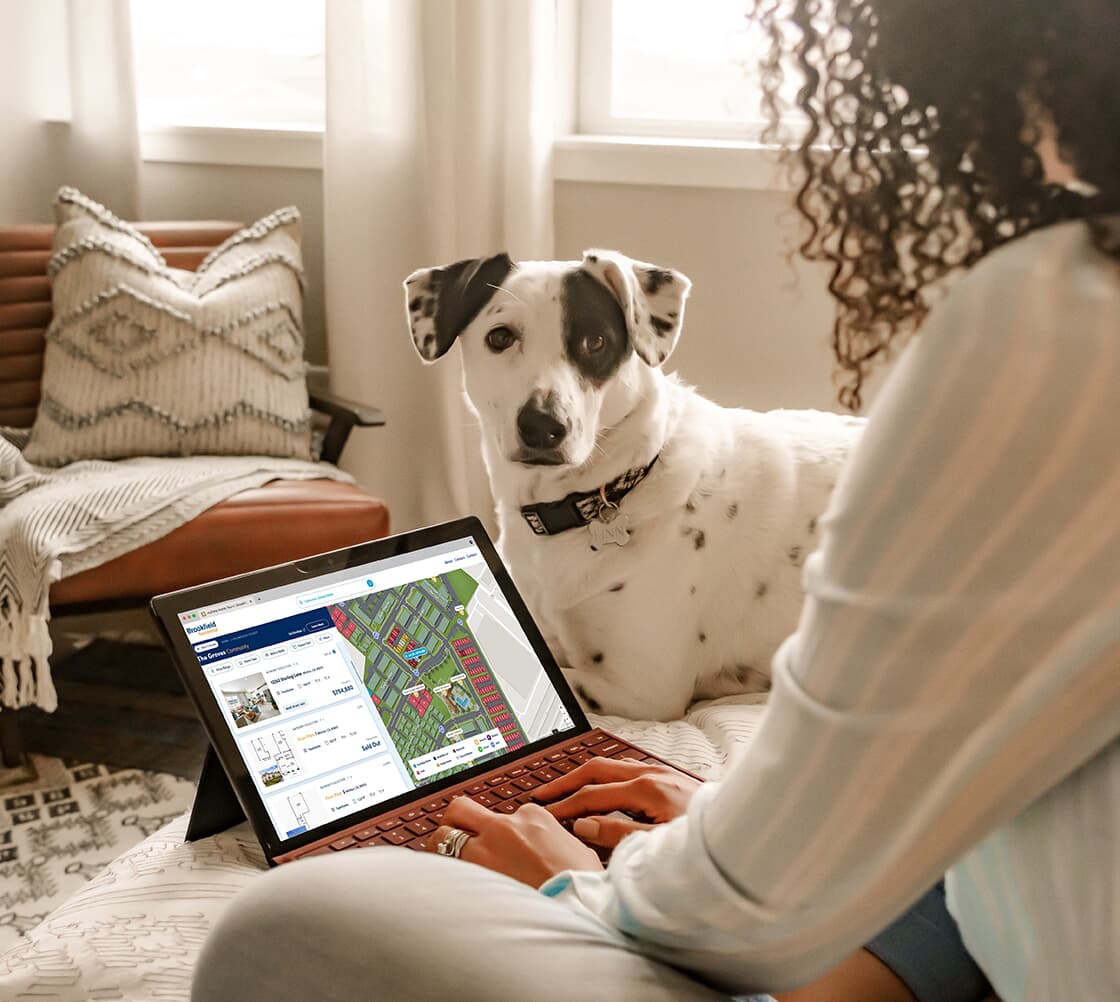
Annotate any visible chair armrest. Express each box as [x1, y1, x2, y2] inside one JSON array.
[[306, 373, 386, 464], [308, 386, 386, 428]]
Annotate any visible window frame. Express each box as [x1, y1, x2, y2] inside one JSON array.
[[130, 0, 787, 189], [129, 0, 325, 166], [137, 124, 323, 169], [562, 0, 797, 190], [574, 0, 777, 143]]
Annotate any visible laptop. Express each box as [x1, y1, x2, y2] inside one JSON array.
[[150, 516, 689, 866]]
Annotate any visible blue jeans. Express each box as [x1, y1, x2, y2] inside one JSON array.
[[866, 880, 992, 1002]]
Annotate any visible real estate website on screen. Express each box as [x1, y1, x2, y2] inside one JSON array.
[[176, 537, 575, 841]]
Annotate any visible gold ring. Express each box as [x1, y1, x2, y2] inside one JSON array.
[[435, 827, 471, 859]]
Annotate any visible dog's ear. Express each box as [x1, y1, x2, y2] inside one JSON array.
[[579, 249, 691, 367], [404, 253, 514, 362]]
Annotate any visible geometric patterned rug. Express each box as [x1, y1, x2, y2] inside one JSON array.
[[0, 754, 195, 954]]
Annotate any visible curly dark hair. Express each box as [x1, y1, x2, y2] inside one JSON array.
[[752, 0, 1120, 409]]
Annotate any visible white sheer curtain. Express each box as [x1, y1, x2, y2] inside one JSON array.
[[63, 0, 141, 215], [323, 0, 556, 533], [0, 0, 139, 222]]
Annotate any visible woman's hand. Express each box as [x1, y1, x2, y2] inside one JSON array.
[[424, 794, 603, 887], [532, 757, 703, 848]]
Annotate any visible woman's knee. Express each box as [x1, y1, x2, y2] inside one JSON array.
[[192, 854, 390, 1001]]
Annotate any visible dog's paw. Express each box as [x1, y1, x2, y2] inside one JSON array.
[[700, 663, 772, 700]]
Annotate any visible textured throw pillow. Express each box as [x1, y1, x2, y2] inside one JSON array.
[[23, 187, 312, 465]]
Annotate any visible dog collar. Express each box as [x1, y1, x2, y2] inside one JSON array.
[[519, 455, 660, 536]]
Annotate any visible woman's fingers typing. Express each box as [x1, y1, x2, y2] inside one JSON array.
[[423, 793, 603, 885], [533, 756, 702, 826], [442, 791, 500, 831], [541, 779, 651, 821], [572, 814, 657, 849], [533, 757, 673, 803], [415, 756, 701, 874]]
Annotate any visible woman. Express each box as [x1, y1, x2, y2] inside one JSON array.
[[193, 1, 1119, 999]]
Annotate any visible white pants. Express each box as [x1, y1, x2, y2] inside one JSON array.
[[190, 847, 755, 1002]]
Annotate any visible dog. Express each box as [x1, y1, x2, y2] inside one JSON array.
[[404, 250, 864, 721]]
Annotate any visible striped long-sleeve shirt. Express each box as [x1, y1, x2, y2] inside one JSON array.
[[541, 218, 1120, 1002]]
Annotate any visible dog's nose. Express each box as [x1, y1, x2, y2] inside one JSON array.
[[517, 404, 568, 450]]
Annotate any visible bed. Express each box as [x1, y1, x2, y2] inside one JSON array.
[[0, 696, 767, 1001]]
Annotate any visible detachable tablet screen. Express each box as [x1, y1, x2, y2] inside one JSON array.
[[156, 524, 580, 847]]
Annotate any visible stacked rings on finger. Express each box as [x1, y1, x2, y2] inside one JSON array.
[[435, 827, 472, 859]]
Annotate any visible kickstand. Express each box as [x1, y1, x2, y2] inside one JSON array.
[[185, 744, 246, 841]]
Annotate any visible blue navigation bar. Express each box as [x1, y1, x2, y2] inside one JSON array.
[[193, 608, 333, 665]]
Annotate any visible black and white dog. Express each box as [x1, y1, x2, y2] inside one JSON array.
[[405, 250, 863, 721]]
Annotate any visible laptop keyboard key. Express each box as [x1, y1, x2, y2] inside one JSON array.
[[474, 792, 500, 808], [381, 830, 411, 846], [583, 733, 609, 746], [329, 836, 357, 851], [532, 768, 561, 783], [353, 827, 378, 841], [552, 759, 578, 774], [495, 801, 520, 814], [512, 775, 540, 791], [405, 818, 435, 835], [596, 741, 624, 757], [377, 818, 404, 831], [421, 798, 448, 813]]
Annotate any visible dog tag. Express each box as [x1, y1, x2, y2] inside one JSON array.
[[589, 512, 630, 547]]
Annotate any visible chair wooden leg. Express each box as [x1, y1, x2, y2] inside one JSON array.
[[1, 708, 25, 769]]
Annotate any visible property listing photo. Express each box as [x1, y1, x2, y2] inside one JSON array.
[[0, 1, 1116, 1001]]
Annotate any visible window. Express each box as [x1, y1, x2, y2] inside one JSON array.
[[577, 0, 803, 142], [130, 0, 325, 131]]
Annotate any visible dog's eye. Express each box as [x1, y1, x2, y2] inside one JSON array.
[[584, 333, 606, 354], [485, 326, 517, 353]]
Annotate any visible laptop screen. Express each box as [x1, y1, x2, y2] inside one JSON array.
[[174, 534, 575, 842]]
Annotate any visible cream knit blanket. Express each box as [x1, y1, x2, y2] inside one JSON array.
[[0, 428, 354, 711]]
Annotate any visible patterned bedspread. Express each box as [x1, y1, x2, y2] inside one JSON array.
[[0, 695, 767, 1000]]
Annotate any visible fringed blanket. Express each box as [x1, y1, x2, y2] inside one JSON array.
[[0, 428, 354, 712]]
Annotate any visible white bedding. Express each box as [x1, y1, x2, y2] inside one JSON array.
[[0, 696, 766, 1001]]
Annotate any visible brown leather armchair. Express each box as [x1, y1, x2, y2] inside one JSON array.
[[0, 220, 391, 767]]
